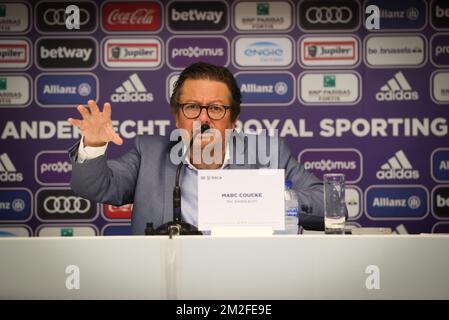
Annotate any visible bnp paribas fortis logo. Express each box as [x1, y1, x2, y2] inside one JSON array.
[[323, 75, 336, 88], [257, 3, 269, 15], [0, 78, 6, 90], [0, 5, 6, 17]]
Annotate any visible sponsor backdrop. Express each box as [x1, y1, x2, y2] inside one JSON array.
[[0, 0, 448, 237]]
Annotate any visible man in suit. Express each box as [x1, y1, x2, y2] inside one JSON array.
[[68, 62, 324, 235]]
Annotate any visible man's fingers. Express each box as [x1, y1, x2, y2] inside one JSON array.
[[103, 102, 112, 118], [67, 118, 82, 128], [87, 99, 100, 115], [105, 126, 123, 146], [112, 134, 123, 146], [77, 105, 90, 120]]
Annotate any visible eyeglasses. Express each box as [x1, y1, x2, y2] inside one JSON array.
[[178, 103, 231, 120]]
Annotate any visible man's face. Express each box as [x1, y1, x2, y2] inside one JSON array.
[[175, 78, 238, 149]]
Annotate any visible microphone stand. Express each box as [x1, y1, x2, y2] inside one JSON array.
[[148, 124, 210, 238]]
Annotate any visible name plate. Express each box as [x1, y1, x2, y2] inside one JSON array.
[[197, 169, 284, 231]]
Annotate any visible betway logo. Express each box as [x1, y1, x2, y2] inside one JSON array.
[[376, 72, 419, 101], [436, 194, 449, 207], [171, 9, 223, 24], [376, 150, 419, 180], [0, 153, 23, 182], [436, 5, 449, 18], [40, 46, 92, 61], [111, 73, 153, 103]]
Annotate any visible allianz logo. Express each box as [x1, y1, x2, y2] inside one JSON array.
[[111, 73, 153, 103], [244, 41, 283, 57], [439, 160, 449, 171], [40, 46, 92, 61], [171, 47, 224, 59], [40, 161, 72, 174], [376, 150, 419, 180], [436, 194, 449, 207], [376, 71, 419, 101], [171, 9, 223, 24], [304, 159, 356, 172], [0, 199, 26, 212], [372, 195, 421, 209], [240, 81, 288, 95], [43, 83, 91, 96], [380, 7, 420, 20], [0, 153, 23, 182]]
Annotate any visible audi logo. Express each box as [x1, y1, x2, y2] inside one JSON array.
[[43, 8, 90, 26], [305, 6, 353, 24], [43, 196, 91, 214]]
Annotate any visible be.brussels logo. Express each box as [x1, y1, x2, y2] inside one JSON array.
[[364, 34, 426, 68], [430, 70, 449, 104], [297, 148, 362, 183], [0, 188, 32, 222], [102, 37, 163, 70], [103, 203, 133, 220], [366, 185, 428, 220], [235, 71, 295, 106], [0, 226, 32, 237], [0, 153, 23, 183], [0, 2, 31, 33], [36, 37, 98, 70], [110, 73, 153, 103], [233, 36, 294, 69], [102, 224, 132, 236], [432, 148, 449, 182], [36, 224, 98, 237], [36, 188, 98, 222], [35, 151, 72, 185], [375, 71, 419, 102], [232, 1, 293, 32], [298, 71, 361, 105], [432, 186, 449, 219], [299, 35, 360, 68], [431, 0, 449, 30], [376, 150, 420, 180], [365, 0, 426, 31], [0, 38, 31, 69], [35, 1, 97, 33], [167, 36, 229, 69], [167, 0, 228, 33], [36, 73, 98, 107], [298, 0, 360, 31], [0, 74, 32, 108], [430, 34, 449, 67], [346, 186, 362, 220], [102, 1, 162, 33]]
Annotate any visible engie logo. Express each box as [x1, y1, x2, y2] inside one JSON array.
[[167, 0, 228, 32], [432, 186, 449, 219], [103, 37, 162, 69], [0, 2, 30, 33], [299, 35, 359, 67], [37, 225, 97, 237], [365, 0, 426, 30], [167, 36, 229, 69], [35, 151, 72, 185], [431, 0, 449, 29], [298, 148, 362, 183], [298, 0, 360, 31], [0, 38, 31, 69], [36, 188, 98, 222], [102, 1, 162, 32], [236, 72, 295, 106], [365, 34, 426, 68], [376, 150, 420, 180], [233, 36, 293, 68], [110, 73, 153, 103], [0, 188, 32, 221], [35, 1, 97, 33], [376, 71, 419, 101], [36, 37, 97, 70], [0, 74, 32, 108], [366, 185, 428, 219], [0, 153, 23, 182], [432, 148, 449, 182], [103, 203, 133, 220], [36, 73, 98, 107]]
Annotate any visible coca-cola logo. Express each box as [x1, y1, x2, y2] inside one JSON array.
[[102, 1, 162, 32]]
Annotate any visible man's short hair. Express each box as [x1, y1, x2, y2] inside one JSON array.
[[170, 62, 241, 121]]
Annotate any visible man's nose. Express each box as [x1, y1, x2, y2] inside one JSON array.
[[198, 107, 210, 122]]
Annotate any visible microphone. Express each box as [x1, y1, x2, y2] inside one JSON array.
[[149, 123, 210, 237]]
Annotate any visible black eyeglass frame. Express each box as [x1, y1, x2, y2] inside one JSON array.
[[177, 103, 231, 120]]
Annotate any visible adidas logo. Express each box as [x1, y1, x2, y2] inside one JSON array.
[[376, 150, 419, 180], [0, 153, 23, 182], [375, 71, 419, 101], [110, 73, 154, 103]]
